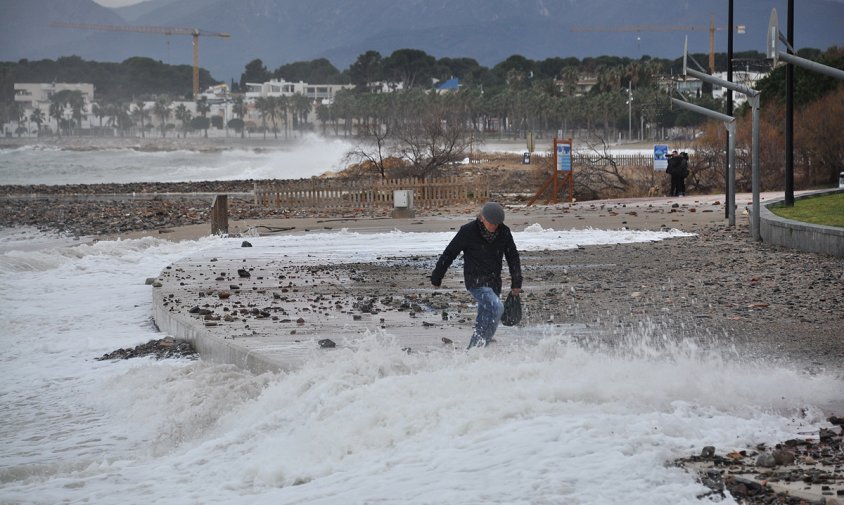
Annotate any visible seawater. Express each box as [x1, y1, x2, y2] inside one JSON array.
[[1, 144, 842, 504], [0, 134, 354, 185]]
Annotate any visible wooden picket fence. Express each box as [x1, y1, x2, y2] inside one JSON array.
[[254, 176, 489, 210]]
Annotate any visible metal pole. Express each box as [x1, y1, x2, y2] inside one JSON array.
[[192, 32, 200, 98], [628, 80, 632, 142], [727, 121, 736, 227], [785, 0, 794, 206], [750, 95, 761, 240], [686, 67, 757, 101], [778, 51, 844, 79], [640, 114, 644, 141], [726, 0, 734, 218]]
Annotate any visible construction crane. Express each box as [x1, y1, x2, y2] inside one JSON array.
[[50, 21, 230, 97], [572, 16, 745, 74]]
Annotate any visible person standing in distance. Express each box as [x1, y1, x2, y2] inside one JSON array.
[[431, 202, 523, 348]]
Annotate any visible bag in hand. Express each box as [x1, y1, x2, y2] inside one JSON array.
[[501, 292, 522, 326]]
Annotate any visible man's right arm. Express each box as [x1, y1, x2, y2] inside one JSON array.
[[431, 230, 465, 286]]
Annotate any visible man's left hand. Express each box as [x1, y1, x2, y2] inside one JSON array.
[[510, 288, 521, 296]]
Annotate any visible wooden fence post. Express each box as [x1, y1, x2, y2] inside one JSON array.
[[211, 194, 228, 235]]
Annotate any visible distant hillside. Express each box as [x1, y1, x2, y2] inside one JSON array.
[[0, 0, 124, 62], [2, 0, 842, 83], [112, 0, 181, 22]]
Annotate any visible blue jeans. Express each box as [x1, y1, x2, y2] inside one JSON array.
[[468, 287, 504, 348]]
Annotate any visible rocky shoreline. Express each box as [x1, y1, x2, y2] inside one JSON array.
[[3, 181, 842, 374], [96, 336, 197, 361], [674, 417, 844, 504], [1, 181, 280, 237]]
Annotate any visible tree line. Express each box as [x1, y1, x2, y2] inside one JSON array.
[[2, 47, 775, 107]]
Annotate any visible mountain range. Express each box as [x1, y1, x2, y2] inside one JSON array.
[[2, 0, 843, 84]]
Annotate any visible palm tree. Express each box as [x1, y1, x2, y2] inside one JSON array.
[[105, 103, 119, 135], [92, 102, 107, 132], [29, 108, 45, 136], [113, 102, 132, 137], [153, 96, 172, 138], [174, 103, 192, 138], [66, 91, 85, 133], [48, 95, 66, 137], [195, 97, 211, 138], [232, 96, 246, 138], [133, 101, 148, 138], [559, 66, 579, 97], [254, 96, 272, 140], [274, 96, 290, 139], [10, 102, 25, 136], [267, 96, 284, 139], [290, 93, 311, 133]]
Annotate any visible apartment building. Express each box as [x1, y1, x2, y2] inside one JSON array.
[[244, 79, 353, 103], [14, 83, 95, 132]]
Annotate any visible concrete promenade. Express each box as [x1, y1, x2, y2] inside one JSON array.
[[149, 190, 838, 375]]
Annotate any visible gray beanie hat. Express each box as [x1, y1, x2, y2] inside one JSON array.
[[482, 202, 505, 225]]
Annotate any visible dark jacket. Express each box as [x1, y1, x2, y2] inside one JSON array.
[[431, 218, 522, 295], [666, 155, 682, 175]]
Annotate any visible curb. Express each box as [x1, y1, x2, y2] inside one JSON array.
[[759, 188, 844, 257]]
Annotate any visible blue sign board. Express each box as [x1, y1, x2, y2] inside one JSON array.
[[557, 142, 572, 172], [653, 144, 669, 171]]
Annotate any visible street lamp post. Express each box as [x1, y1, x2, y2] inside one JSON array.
[[223, 89, 229, 139], [627, 80, 633, 142]]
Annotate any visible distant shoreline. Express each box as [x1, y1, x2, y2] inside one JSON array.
[[0, 135, 303, 153], [0, 134, 671, 154]]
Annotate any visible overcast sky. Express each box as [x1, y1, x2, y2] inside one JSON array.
[[93, 0, 146, 7]]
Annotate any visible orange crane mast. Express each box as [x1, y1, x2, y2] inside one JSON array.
[[50, 21, 230, 97], [572, 16, 744, 74]]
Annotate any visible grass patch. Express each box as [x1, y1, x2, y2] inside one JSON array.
[[769, 192, 844, 228]]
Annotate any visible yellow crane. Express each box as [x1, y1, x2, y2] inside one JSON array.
[[572, 16, 745, 74], [50, 21, 230, 97]]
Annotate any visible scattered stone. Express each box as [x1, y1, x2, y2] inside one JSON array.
[[241, 241, 252, 247], [676, 421, 844, 505], [318, 338, 336, 348], [756, 453, 776, 467], [237, 268, 251, 278], [97, 337, 197, 361], [772, 449, 795, 466]]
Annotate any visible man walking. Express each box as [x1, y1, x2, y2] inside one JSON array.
[[431, 202, 522, 348]]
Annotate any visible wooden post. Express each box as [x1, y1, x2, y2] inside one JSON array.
[[211, 194, 228, 235], [528, 138, 573, 206]]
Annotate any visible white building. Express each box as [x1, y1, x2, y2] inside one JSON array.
[[241, 78, 353, 126], [244, 79, 352, 103], [13, 83, 95, 133]]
